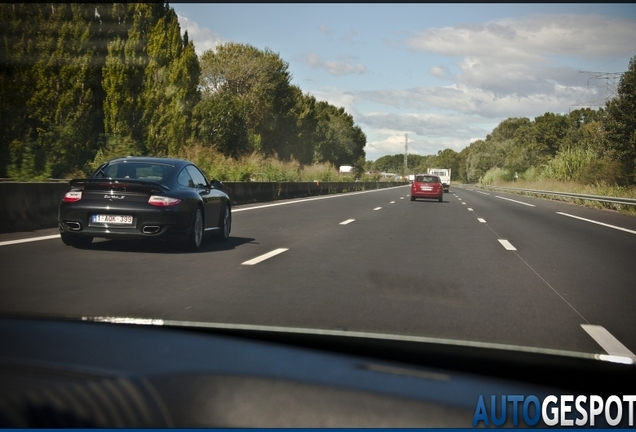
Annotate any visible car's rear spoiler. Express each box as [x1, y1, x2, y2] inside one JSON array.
[[68, 178, 170, 193]]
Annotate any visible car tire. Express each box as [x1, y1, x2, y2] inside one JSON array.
[[216, 204, 231, 242], [61, 233, 93, 248], [186, 206, 204, 251], [410, 196, 415, 201], [60, 233, 76, 246], [438, 195, 443, 202]]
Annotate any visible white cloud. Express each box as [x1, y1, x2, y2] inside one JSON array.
[[304, 53, 367, 76], [365, 134, 470, 161], [430, 65, 453, 80], [307, 87, 361, 119], [318, 24, 336, 37], [356, 83, 596, 119], [359, 112, 491, 160], [177, 15, 226, 56], [403, 14, 636, 60], [358, 112, 488, 139], [393, 13, 633, 111], [340, 28, 359, 44]]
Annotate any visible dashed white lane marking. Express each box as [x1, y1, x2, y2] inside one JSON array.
[[478, 218, 487, 223], [498, 239, 517, 251], [467, 208, 473, 211], [582, 324, 636, 362], [475, 191, 491, 195], [242, 248, 289, 266], [495, 196, 536, 207], [390, 201, 395, 204], [232, 185, 408, 213], [400, 197, 404, 200], [462, 202, 467, 205], [340, 219, 355, 225], [0, 234, 60, 247], [373, 207, 382, 211], [557, 212, 636, 235]]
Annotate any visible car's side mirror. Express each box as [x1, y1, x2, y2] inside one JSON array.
[[210, 179, 224, 190]]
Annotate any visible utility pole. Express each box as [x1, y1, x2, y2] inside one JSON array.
[[570, 71, 622, 111]]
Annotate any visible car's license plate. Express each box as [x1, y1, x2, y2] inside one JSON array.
[[422, 187, 432, 191], [92, 214, 133, 225]]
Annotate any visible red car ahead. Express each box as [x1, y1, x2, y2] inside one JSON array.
[[410, 174, 444, 202]]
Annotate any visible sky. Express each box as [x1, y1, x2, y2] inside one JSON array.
[[171, 3, 636, 161]]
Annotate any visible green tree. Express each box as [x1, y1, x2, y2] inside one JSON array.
[[603, 55, 636, 182], [532, 112, 570, 158], [0, 4, 35, 176], [434, 148, 460, 179], [198, 43, 295, 157], [142, 7, 200, 156], [313, 102, 366, 171], [193, 92, 250, 158], [275, 86, 319, 164], [464, 139, 506, 183]]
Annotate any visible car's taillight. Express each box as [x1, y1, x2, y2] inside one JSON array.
[[63, 191, 82, 202], [148, 195, 182, 206]]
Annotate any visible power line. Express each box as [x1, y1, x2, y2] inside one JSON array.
[[569, 71, 622, 111], [593, 46, 636, 70]]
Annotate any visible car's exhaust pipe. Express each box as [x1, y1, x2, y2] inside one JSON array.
[[65, 222, 81, 231], [142, 225, 161, 234]]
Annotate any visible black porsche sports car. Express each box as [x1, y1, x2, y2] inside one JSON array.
[[58, 156, 231, 250]]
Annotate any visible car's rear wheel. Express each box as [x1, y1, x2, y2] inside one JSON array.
[[216, 204, 231, 242], [410, 196, 415, 201], [186, 207, 204, 251], [61, 233, 93, 248], [438, 194, 443, 202]]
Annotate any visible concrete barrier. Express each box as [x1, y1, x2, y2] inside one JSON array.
[[0, 181, 406, 233], [0, 182, 70, 233], [221, 181, 400, 205]]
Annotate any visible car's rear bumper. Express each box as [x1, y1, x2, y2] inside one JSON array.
[[58, 201, 192, 240], [411, 190, 443, 199]]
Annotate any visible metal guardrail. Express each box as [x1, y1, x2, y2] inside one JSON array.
[[475, 185, 636, 206]]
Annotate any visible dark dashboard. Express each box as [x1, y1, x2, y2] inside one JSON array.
[[0, 316, 633, 427]]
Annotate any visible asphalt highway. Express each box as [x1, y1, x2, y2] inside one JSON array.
[[1, 184, 635, 358]]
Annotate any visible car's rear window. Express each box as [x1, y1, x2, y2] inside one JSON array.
[[94, 162, 175, 182], [415, 175, 439, 183]]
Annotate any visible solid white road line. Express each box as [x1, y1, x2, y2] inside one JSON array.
[[557, 212, 636, 235], [241, 248, 289, 266], [582, 324, 636, 362], [0, 234, 60, 247], [232, 185, 408, 213], [478, 218, 487, 223], [495, 196, 536, 207], [340, 219, 355, 225], [373, 207, 382, 211], [467, 208, 473, 211], [498, 239, 517, 251]]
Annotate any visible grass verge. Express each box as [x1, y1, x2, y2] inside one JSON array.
[[479, 180, 636, 216]]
